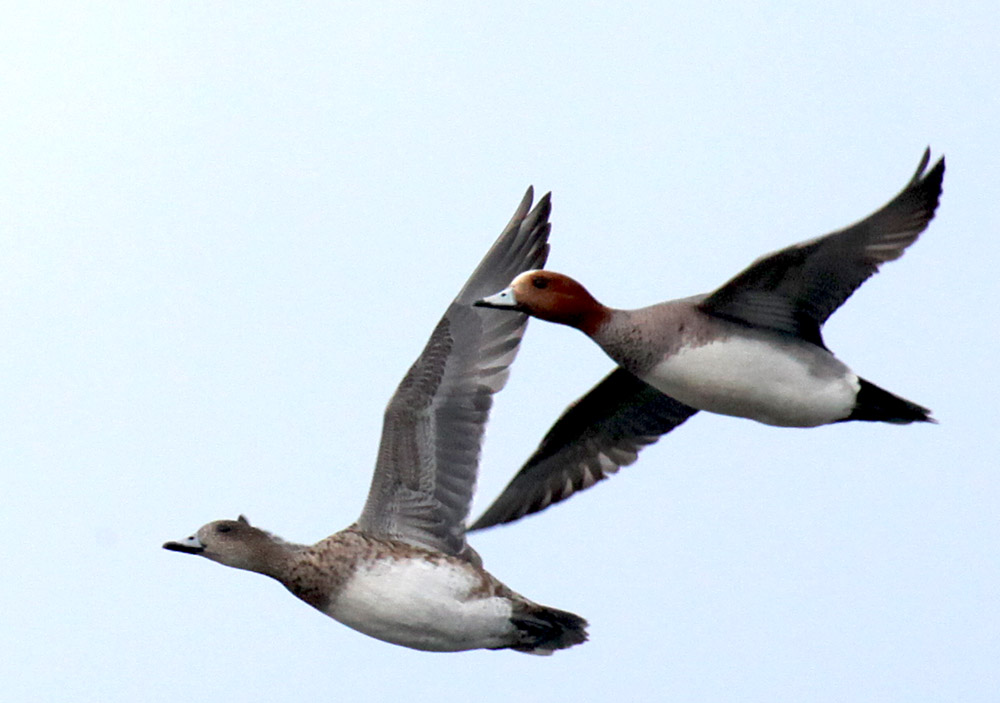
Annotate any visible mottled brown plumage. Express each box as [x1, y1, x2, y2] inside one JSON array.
[[165, 188, 587, 654]]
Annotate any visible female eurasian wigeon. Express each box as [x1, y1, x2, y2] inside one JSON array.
[[164, 189, 588, 654], [470, 150, 944, 530]]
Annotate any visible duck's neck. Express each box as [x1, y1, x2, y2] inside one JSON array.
[[586, 307, 647, 358], [577, 304, 613, 337], [537, 300, 612, 338], [250, 533, 307, 581]]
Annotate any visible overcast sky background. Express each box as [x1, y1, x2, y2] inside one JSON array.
[[2, 3, 998, 702]]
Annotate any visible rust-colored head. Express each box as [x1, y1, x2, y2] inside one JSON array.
[[474, 270, 609, 335]]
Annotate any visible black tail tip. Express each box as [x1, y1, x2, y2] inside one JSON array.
[[846, 378, 935, 424], [510, 606, 589, 655]]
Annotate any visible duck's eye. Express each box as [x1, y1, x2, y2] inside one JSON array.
[[531, 276, 549, 290], [217, 524, 233, 534]]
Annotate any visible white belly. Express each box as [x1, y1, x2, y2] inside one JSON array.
[[642, 337, 859, 427], [327, 558, 515, 652]]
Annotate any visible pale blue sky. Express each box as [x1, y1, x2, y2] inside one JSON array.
[[2, 3, 998, 702]]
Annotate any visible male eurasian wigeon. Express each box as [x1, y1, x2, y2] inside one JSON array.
[[471, 150, 943, 530], [164, 189, 588, 654]]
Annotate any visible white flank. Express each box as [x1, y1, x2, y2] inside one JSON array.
[[327, 558, 515, 652], [644, 337, 859, 427]]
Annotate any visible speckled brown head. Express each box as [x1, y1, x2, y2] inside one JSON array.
[[163, 515, 289, 575]]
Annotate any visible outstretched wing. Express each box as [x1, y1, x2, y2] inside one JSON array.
[[699, 149, 944, 347], [470, 368, 697, 531], [356, 189, 551, 558]]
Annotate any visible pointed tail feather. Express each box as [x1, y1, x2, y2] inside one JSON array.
[[507, 604, 589, 655], [844, 377, 934, 424]]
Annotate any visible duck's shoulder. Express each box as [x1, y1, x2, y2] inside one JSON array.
[[279, 528, 378, 608], [596, 298, 718, 367], [306, 528, 511, 602]]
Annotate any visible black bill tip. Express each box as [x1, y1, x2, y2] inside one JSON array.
[[163, 540, 205, 554]]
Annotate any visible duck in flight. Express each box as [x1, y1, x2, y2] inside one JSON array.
[[164, 189, 588, 654], [471, 150, 944, 531]]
